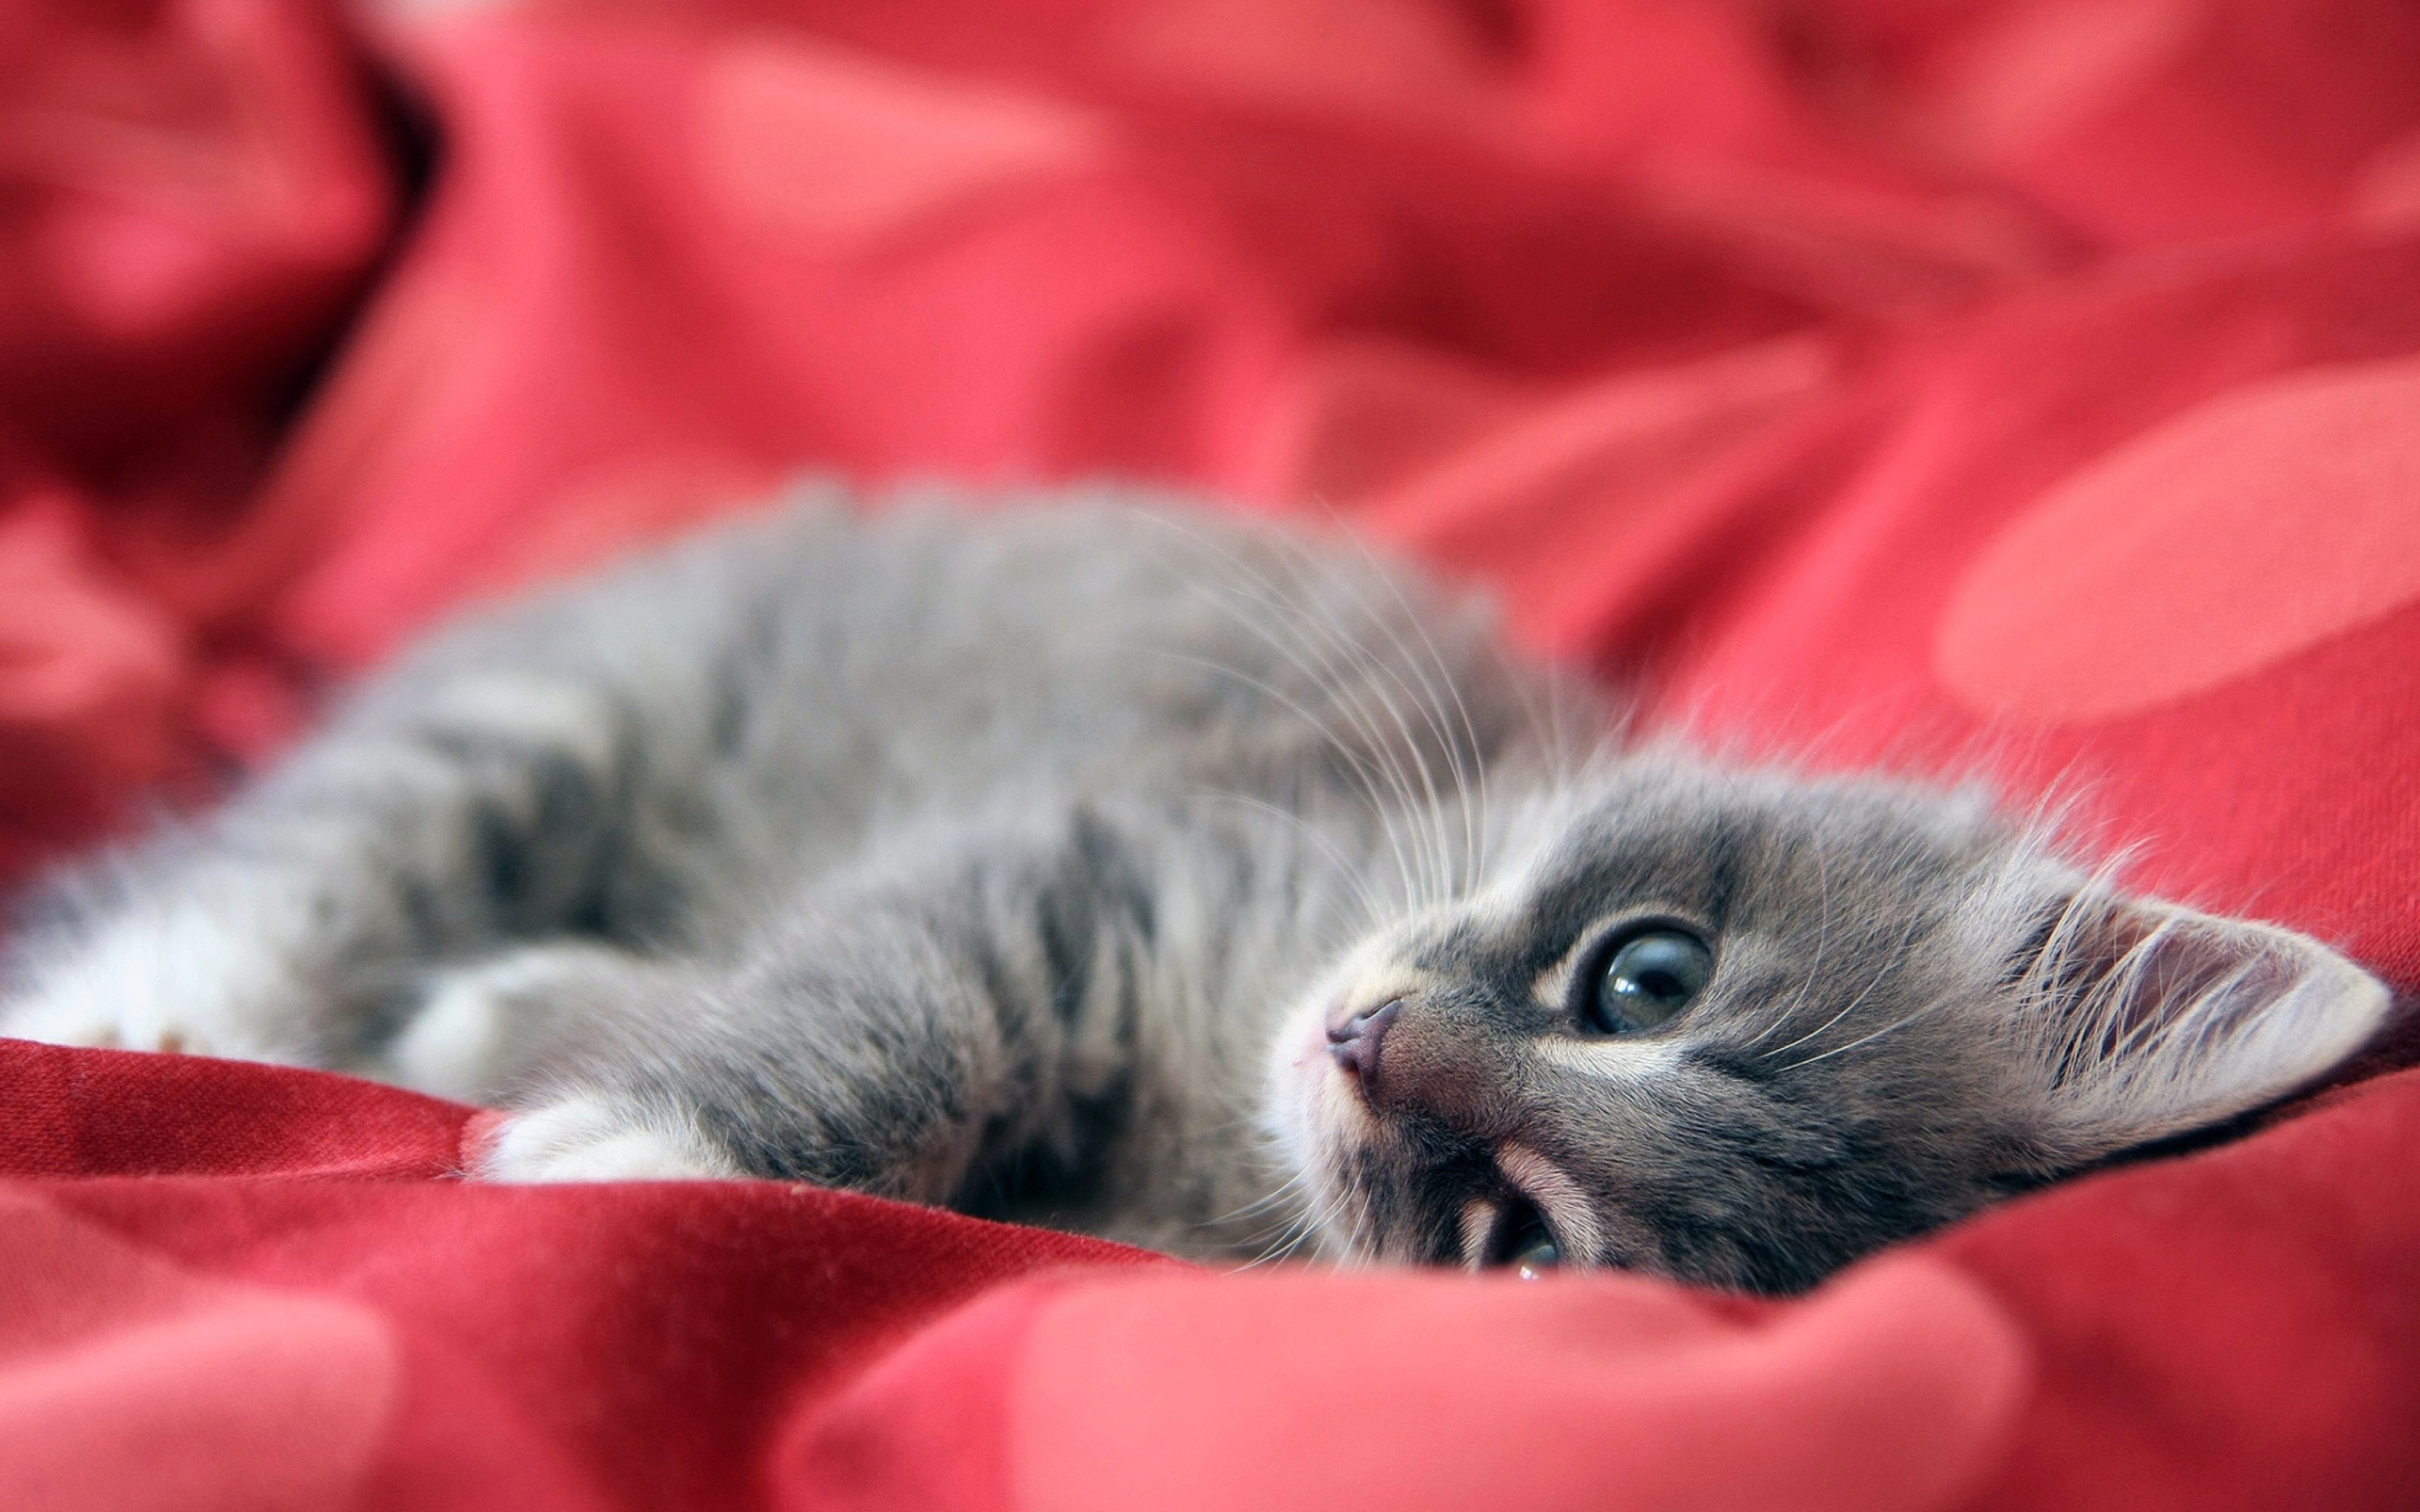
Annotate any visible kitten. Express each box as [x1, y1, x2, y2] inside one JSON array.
[[0, 484, 2389, 1292]]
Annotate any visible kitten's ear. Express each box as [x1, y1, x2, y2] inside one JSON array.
[[2022, 893, 2390, 1159]]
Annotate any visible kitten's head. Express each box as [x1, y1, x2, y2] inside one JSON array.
[[1267, 754, 2390, 1293]]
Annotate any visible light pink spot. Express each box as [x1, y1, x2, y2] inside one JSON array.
[[698, 40, 1106, 249], [0, 494, 187, 786], [2351, 127, 2420, 231], [1936, 355, 2420, 723], [1926, 0, 2195, 161], [1105, 0, 1506, 129], [1009, 1257, 2026, 1512], [0, 1192, 397, 1512]]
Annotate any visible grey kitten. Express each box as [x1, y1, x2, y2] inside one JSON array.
[[0, 484, 2388, 1293]]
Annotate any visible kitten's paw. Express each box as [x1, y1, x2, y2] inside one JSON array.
[[389, 945, 634, 1102], [2, 988, 138, 1050], [477, 1092, 742, 1183], [0, 909, 292, 1060], [2, 991, 260, 1059]]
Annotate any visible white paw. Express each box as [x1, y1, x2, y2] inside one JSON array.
[[478, 1092, 741, 1183], [388, 975, 507, 1101], [0, 903, 292, 1060], [388, 945, 630, 1102]]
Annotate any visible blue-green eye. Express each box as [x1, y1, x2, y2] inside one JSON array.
[[1587, 928, 1713, 1033]]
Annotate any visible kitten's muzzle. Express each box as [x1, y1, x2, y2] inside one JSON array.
[[1326, 998, 1401, 1094]]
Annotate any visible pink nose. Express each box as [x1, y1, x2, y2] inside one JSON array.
[[1326, 999, 1402, 1091]]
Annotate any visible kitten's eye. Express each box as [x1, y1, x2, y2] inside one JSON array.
[[1486, 1198, 1563, 1280], [1586, 928, 1713, 1033], [1509, 1230, 1561, 1280]]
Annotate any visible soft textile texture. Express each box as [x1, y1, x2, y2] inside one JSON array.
[[3, 1, 2417, 1508]]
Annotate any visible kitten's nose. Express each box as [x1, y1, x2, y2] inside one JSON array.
[[1327, 999, 1402, 1091]]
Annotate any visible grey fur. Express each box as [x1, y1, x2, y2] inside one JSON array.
[[1, 482, 2390, 1292]]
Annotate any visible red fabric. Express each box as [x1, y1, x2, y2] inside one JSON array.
[[4, 1, 2418, 1507]]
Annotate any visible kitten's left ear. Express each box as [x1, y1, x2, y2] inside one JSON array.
[[2023, 893, 2391, 1159]]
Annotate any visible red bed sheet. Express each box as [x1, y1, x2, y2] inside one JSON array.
[[4, 2, 2418, 1508]]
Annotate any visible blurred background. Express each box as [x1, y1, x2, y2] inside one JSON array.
[[4, 0, 2418, 998]]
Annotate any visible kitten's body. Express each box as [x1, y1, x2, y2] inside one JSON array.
[[2, 486, 2389, 1291]]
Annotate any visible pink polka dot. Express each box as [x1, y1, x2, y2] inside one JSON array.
[[1105, 0, 1507, 129], [0, 494, 186, 785], [1936, 355, 2420, 723], [699, 40, 1106, 248], [1928, 0, 2194, 161], [0, 1192, 397, 1512], [2352, 127, 2420, 230], [1007, 1259, 2025, 1512]]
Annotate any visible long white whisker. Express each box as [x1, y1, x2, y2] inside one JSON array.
[[1138, 518, 1443, 908], [1184, 787, 1384, 937], [1741, 846, 1832, 1051], [1329, 519, 1495, 903], [1758, 907, 1929, 1062], [1261, 533, 1465, 910], [1207, 1169, 1311, 1228], [1265, 540, 1455, 909], [1148, 650, 1423, 914], [1778, 994, 1945, 1071]]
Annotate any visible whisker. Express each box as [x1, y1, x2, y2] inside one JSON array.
[[1327, 518, 1496, 903], [1146, 649, 1424, 917], [1776, 993, 1945, 1070], [1205, 1169, 1309, 1228], [1184, 787, 1386, 938], [1740, 845, 1832, 1052], [1262, 530, 1476, 911], [1259, 536, 1461, 911], [1757, 906, 1929, 1062], [1134, 517, 1443, 906]]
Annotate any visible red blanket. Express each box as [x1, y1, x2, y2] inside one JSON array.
[[5, 2, 2417, 1507]]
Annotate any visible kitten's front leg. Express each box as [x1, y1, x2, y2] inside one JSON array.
[[1, 657, 647, 1066], [475, 810, 1178, 1203]]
